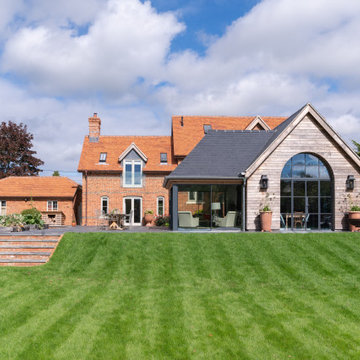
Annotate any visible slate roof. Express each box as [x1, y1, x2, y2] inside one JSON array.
[[0, 177, 80, 198], [171, 115, 287, 157], [165, 107, 304, 183], [78, 136, 176, 172]]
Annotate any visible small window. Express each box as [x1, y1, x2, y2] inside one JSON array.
[[188, 191, 204, 203], [99, 152, 107, 162], [203, 124, 212, 134], [160, 153, 168, 164], [101, 196, 109, 215], [157, 197, 165, 216], [0, 200, 6, 215], [47, 200, 58, 211]]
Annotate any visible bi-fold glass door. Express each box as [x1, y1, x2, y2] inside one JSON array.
[[123, 197, 142, 226]]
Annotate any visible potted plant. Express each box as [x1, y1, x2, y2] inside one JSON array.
[[144, 209, 154, 226], [259, 193, 274, 232], [348, 205, 360, 231]]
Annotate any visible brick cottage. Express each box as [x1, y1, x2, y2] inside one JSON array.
[[0, 176, 82, 226], [78, 113, 286, 226]]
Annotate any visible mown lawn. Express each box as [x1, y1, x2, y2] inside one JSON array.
[[1, 232, 360, 359]]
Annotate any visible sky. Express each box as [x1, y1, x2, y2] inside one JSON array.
[[1, 0, 360, 183]]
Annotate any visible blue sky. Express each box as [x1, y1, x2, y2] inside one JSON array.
[[0, 0, 360, 183]]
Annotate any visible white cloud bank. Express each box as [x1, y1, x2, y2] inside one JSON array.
[[0, 0, 360, 174]]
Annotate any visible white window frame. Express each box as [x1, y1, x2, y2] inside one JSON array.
[[0, 200, 6, 215], [123, 160, 143, 187], [101, 196, 109, 215], [187, 191, 204, 204], [47, 200, 58, 211], [99, 152, 107, 163], [157, 196, 165, 216]]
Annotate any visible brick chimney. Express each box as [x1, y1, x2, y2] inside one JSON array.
[[88, 113, 101, 141]]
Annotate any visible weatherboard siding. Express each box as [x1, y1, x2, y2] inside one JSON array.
[[246, 114, 360, 231]]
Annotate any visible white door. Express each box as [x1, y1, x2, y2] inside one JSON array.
[[123, 197, 142, 226]]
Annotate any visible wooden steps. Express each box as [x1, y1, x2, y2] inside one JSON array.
[[0, 235, 62, 266]]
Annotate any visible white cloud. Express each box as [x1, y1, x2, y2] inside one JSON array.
[[2, 0, 184, 96], [1, 0, 360, 176]]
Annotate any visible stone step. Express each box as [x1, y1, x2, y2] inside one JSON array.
[[0, 235, 61, 266], [0, 251, 51, 256], [0, 259, 47, 263], [0, 245, 55, 249], [0, 238, 58, 242]]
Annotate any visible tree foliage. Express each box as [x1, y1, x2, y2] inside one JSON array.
[[352, 140, 360, 157], [52, 170, 60, 176], [0, 121, 44, 178]]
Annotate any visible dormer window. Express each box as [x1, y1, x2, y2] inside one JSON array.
[[124, 160, 142, 187], [203, 124, 212, 134], [160, 153, 168, 164], [99, 152, 107, 162]]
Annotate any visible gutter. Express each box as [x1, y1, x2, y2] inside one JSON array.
[[85, 170, 88, 226], [238, 176, 247, 232]]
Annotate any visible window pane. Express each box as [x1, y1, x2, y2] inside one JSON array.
[[306, 165, 318, 178], [134, 199, 141, 223], [125, 163, 132, 185], [292, 153, 305, 166], [293, 181, 305, 196], [189, 191, 195, 201], [306, 154, 319, 166], [102, 198, 108, 214], [319, 164, 330, 179], [281, 180, 291, 195], [320, 214, 332, 229], [125, 199, 131, 215], [197, 192, 204, 201], [134, 164, 141, 185], [53, 201, 58, 211], [292, 165, 305, 178], [308, 197, 318, 213], [281, 165, 291, 178], [281, 197, 291, 213], [158, 198, 164, 216], [321, 197, 331, 213], [307, 181, 318, 196], [294, 197, 305, 212], [47, 201, 52, 210], [306, 214, 318, 230], [320, 181, 331, 196]]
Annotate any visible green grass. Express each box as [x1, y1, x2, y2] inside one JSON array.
[[1, 232, 360, 359]]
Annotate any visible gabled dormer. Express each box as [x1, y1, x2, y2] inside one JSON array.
[[119, 143, 147, 187], [246, 116, 271, 131]]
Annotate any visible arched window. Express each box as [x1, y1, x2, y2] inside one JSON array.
[[280, 153, 332, 230], [157, 196, 165, 216], [101, 196, 109, 215]]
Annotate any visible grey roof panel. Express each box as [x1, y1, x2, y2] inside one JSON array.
[[166, 104, 307, 181]]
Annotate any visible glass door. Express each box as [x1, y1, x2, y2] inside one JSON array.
[[123, 197, 142, 226]]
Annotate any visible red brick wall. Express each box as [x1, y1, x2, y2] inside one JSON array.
[[82, 173, 170, 225], [0, 198, 76, 226]]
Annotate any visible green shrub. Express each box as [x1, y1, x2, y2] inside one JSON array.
[[155, 216, 170, 226], [21, 208, 44, 227], [0, 214, 24, 227], [350, 205, 360, 212]]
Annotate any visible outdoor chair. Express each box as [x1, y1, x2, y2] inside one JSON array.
[[178, 211, 199, 228], [214, 211, 237, 227]]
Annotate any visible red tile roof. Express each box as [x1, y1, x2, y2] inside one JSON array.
[[78, 136, 176, 172], [172, 116, 287, 157], [0, 177, 80, 198]]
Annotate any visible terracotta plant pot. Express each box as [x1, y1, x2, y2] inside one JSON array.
[[260, 211, 272, 232], [144, 213, 154, 227], [348, 211, 360, 232]]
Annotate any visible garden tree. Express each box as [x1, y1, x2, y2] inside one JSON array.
[[52, 170, 60, 176], [0, 121, 44, 179], [352, 140, 360, 157]]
